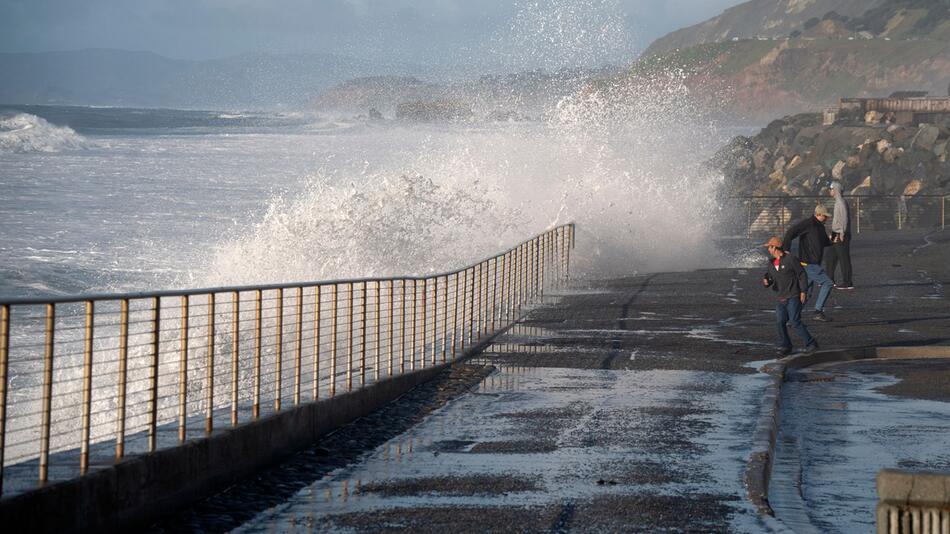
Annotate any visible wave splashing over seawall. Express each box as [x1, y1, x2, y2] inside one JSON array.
[[0, 113, 87, 153], [190, 0, 726, 287]]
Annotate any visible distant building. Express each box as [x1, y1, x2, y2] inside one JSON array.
[[834, 92, 950, 125]]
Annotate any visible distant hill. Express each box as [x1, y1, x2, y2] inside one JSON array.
[[0, 49, 422, 110], [312, 68, 616, 120], [625, 0, 950, 121], [643, 0, 885, 58]]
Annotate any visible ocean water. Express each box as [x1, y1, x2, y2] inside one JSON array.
[[1, 88, 736, 301]]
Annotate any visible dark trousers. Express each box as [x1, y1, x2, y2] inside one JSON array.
[[825, 236, 853, 286], [776, 297, 815, 349]]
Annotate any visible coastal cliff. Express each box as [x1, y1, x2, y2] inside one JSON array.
[[625, 0, 950, 121]]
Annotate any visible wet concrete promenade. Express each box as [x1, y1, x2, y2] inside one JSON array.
[[151, 229, 950, 533]]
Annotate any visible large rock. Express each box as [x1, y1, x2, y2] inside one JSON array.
[[934, 141, 947, 161], [850, 176, 872, 195], [768, 169, 787, 187], [911, 125, 940, 152], [883, 147, 903, 164], [903, 179, 923, 196], [831, 160, 846, 180]]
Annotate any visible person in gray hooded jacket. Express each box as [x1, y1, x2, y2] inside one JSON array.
[[824, 181, 854, 289]]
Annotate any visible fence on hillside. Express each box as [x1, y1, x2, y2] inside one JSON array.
[[0, 223, 575, 498], [733, 195, 947, 236]]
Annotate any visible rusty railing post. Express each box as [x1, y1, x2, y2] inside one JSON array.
[[312, 286, 322, 400], [253, 289, 262, 418], [0, 304, 8, 496], [430, 277, 437, 365], [411, 280, 417, 371], [468, 267, 476, 346], [375, 280, 381, 381], [347, 282, 354, 392], [422, 278, 428, 367], [856, 196, 862, 234], [388, 281, 395, 377], [178, 295, 189, 443], [441, 275, 448, 362], [231, 291, 239, 426], [400, 280, 406, 374], [482, 262, 488, 338], [38, 303, 55, 483], [79, 300, 94, 475], [294, 287, 303, 405], [360, 281, 367, 386], [452, 271, 460, 360], [206, 293, 215, 434], [116, 298, 129, 459], [330, 284, 338, 396], [897, 197, 904, 230], [275, 288, 283, 411], [148, 298, 160, 452]]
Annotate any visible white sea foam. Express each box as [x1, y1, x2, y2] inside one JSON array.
[[0, 113, 87, 153]]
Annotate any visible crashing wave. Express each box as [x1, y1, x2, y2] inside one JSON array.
[[0, 113, 87, 154]]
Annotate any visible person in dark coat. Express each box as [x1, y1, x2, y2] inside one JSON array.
[[782, 205, 835, 322], [762, 236, 818, 355]]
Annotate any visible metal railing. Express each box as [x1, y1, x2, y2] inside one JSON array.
[[0, 223, 575, 498], [733, 195, 948, 236], [877, 469, 950, 534]]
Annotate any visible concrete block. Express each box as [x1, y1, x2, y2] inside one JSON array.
[[879, 470, 950, 506]]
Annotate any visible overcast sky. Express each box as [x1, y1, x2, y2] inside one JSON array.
[[0, 0, 743, 69]]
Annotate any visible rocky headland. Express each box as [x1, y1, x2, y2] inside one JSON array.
[[714, 112, 950, 198], [615, 0, 950, 121], [311, 69, 613, 121]]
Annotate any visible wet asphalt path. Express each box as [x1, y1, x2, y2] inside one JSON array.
[[151, 229, 949, 533]]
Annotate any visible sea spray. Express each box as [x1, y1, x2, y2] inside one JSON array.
[[192, 68, 725, 288]]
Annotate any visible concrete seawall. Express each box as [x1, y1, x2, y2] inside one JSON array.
[[0, 347, 491, 533], [746, 344, 950, 529]]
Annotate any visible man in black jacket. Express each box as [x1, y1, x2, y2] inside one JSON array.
[[782, 205, 835, 322], [762, 236, 818, 355]]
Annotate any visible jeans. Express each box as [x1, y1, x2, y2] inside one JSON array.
[[804, 263, 834, 312], [776, 297, 815, 349], [825, 237, 853, 286]]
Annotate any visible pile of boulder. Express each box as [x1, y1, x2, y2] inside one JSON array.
[[714, 112, 950, 198]]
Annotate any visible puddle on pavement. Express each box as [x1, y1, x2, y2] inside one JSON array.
[[771, 364, 950, 533], [233, 360, 771, 533]]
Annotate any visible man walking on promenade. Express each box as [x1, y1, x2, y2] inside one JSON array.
[[762, 236, 818, 355], [782, 205, 835, 322], [824, 181, 854, 289]]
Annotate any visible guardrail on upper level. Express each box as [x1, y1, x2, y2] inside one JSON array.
[[877, 469, 950, 534], [733, 195, 948, 236], [0, 223, 575, 499]]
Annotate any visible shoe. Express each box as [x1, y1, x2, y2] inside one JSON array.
[[778, 346, 793, 356], [814, 310, 832, 322], [801, 341, 819, 354]]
